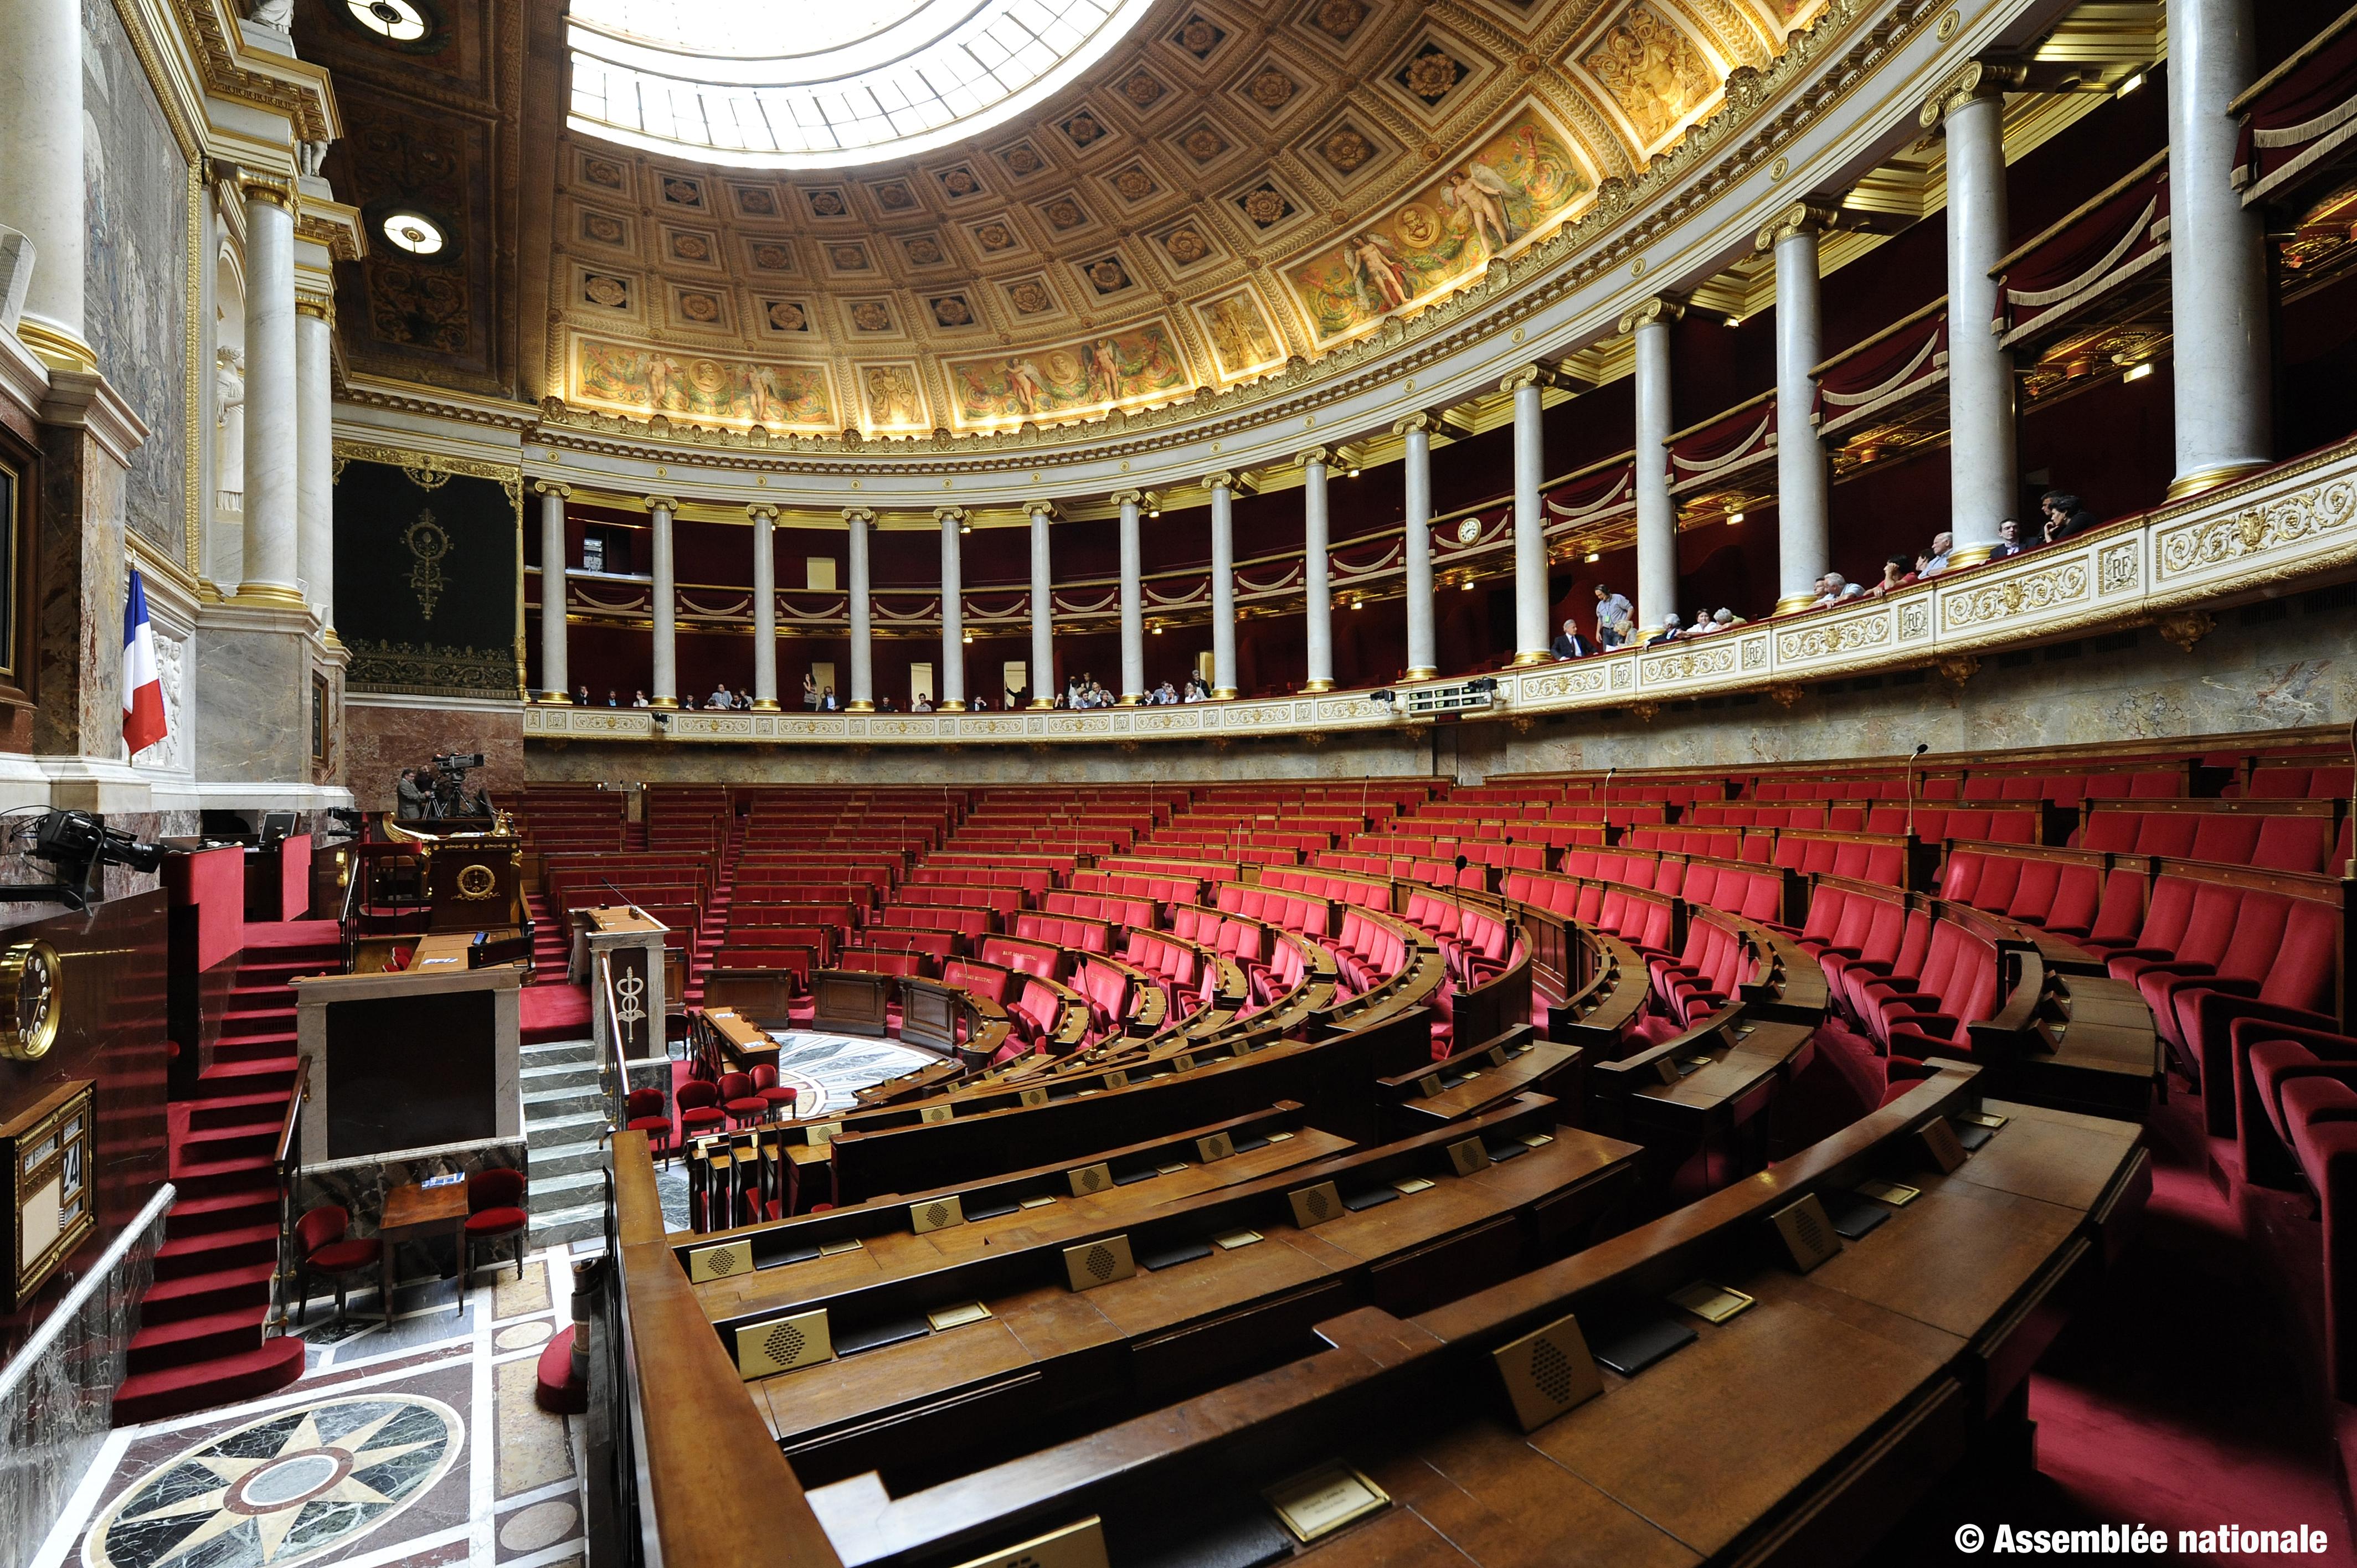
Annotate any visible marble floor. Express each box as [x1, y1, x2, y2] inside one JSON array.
[[39, 1247, 588, 1568]]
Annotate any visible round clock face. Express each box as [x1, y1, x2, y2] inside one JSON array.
[[1456, 517, 1483, 544], [0, 941, 60, 1061]]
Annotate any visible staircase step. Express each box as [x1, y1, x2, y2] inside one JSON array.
[[523, 1085, 606, 1120], [520, 1061, 602, 1093], [192, 1058, 298, 1098], [187, 1092, 290, 1132], [529, 1169, 608, 1211], [114, 1337, 306, 1426], [527, 1202, 607, 1249], [522, 1038, 598, 1067], [157, 1223, 280, 1278], [212, 1038, 300, 1067], [531, 1139, 610, 1179], [178, 1126, 277, 1166], [140, 1261, 274, 1322], [126, 1308, 267, 1374], [167, 1185, 280, 1237], [528, 1110, 609, 1151]]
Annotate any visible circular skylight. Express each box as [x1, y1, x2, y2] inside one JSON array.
[[565, 0, 1159, 169], [380, 212, 446, 255]]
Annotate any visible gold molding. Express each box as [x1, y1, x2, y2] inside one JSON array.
[[1753, 200, 1843, 252], [13, 321, 99, 375], [2164, 460, 2272, 502], [1617, 296, 1686, 334], [235, 171, 298, 212]]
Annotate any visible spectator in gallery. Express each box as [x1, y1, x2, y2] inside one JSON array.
[[1551, 617, 1596, 659], [1647, 611, 1684, 646], [913, 693, 934, 713], [1921, 531, 1955, 575], [1593, 584, 1634, 647], [1183, 675, 1208, 702], [2041, 491, 2097, 543], [574, 684, 589, 705], [1152, 680, 1180, 704], [877, 695, 896, 712], [821, 686, 840, 711], [1991, 518, 2025, 559], [1861, 554, 1912, 599], [802, 672, 819, 708], [708, 684, 734, 709], [1809, 573, 1849, 610]]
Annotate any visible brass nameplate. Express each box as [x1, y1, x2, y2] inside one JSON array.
[[735, 1308, 832, 1379], [1491, 1312, 1604, 1432], [1919, 1117, 1969, 1173], [1020, 1193, 1057, 1209], [1770, 1193, 1843, 1272], [1019, 1087, 1049, 1108], [1196, 1131, 1235, 1162], [1103, 1069, 1130, 1089], [1267, 1130, 1294, 1142], [1263, 1463, 1390, 1543], [948, 1516, 1108, 1568], [1069, 1162, 1114, 1196], [927, 1301, 992, 1332], [1521, 1132, 1554, 1148], [1392, 1177, 1434, 1195], [1062, 1234, 1136, 1292], [1856, 1179, 1921, 1206], [818, 1237, 863, 1256], [686, 1241, 751, 1283], [910, 1195, 965, 1235], [1172, 1053, 1196, 1072], [1288, 1180, 1344, 1227], [1214, 1228, 1263, 1250], [1445, 1137, 1492, 1177], [1959, 1110, 2009, 1130], [805, 1120, 845, 1147], [1668, 1281, 1755, 1324], [919, 1103, 955, 1125]]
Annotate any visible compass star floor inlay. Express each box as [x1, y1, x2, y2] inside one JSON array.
[[82, 1396, 461, 1568]]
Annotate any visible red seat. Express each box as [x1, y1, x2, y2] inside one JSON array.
[[675, 1079, 727, 1141], [750, 1062, 799, 1112], [464, 1168, 529, 1281], [719, 1069, 767, 1127], [624, 1087, 672, 1153], [294, 1204, 379, 1324]]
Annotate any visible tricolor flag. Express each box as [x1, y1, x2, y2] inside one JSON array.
[[123, 568, 167, 757]]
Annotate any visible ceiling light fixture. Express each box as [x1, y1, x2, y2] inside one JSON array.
[[2123, 362, 2153, 382], [1723, 316, 1741, 328], [348, 0, 429, 42], [1583, 551, 1600, 564], [380, 211, 445, 255], [1460, 580, 1475, 591], [2116, 71, 2145, 96], [1728, 511, 1746, 524]]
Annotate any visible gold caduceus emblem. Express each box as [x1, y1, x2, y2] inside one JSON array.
[[403, 510, 452, 621], [614, 969, 646, 1048]]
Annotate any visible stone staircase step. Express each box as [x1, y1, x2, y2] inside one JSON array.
[[527, 1202, 606, 1248], [527, 1109, 608, 1151], [532, 1138, 609, 1179], [521, 1061, 603, 1094], [522, 1084, 605, 1120]]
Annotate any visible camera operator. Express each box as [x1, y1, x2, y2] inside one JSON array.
[[396, 766, 431, 821]]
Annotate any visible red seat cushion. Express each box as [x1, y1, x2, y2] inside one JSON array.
[[465, 1205, 529, 1236], [725, 1097, 769, 1119], [306, 1238, 378, 1271]]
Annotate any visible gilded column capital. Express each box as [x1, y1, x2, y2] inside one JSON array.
[[841, 506, 876, 525], [1295, 446, 1332, 470], [1753, 200, 1843, 252], [1109, 488, 1145, 508], [1391, 412, 1434, 438], [1026, 500, 1062, 521], [1202, 470, 1237, 492], [235, 171, 298, 213], [745, 502, 779, 522], [1499, 363, 1575, 396], [294, 290, 334, 323], [643, 494, 679, 513], [933, 504, 968, 525], [1919, 60, 2025, 130], [533, 479, 572, 499], [1617, 296, 1686, 335]]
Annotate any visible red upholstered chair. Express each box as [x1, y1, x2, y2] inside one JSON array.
[[750, 1064, 798, 1115], [465, 1168, 530, 1282], [675, 1080, 726, 1142], [719, 1070, 766, 1128], [2233, 1021, 2357, 1187], [2276, 1076, 2357, 1399], [294, 1205, 380, 1325], [625, 1088, 673, 1159]]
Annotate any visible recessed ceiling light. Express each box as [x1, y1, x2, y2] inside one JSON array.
[[2123, 362, 2153, 382], [2116, 71, 2144, 96], [1723, 316, 1741, 328], [1583, 551, 1600, 564], [380, 212, 445, 255], [1348, 467, 1361, 477], [1460, 580, 1475, 591], [349, 0, 429, 41]]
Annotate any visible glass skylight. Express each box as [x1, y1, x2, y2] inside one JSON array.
[[565, 0, 1157, 169]]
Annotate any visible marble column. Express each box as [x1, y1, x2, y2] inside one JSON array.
[[1394, 417, 1437, 682], [238, 174, 303, 608], [748, 504, 779, 710], [1758, 203, 1835, 613], [845, 506, 875, 710], [1623, 298, 1682, 636], [1028, 503, 1056, 707], [1926, 69, 2016, 564], [646, 496, 678, 708], [1205, 472, 1240, 699], [936, 507, 967, 709], [1299, 448, 1335, 692], [1506, 370, 1552, 666], [2166, 0, 2271, 498], [536, 481, 571, 700], [294, 292, 334, 631], [0, 0, 90, 370], [1112, 490, 1145, 703]]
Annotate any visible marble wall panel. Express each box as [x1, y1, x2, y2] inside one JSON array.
[[193, 623, 315, 785], [343, 701, 524, 813], [33, 426, 122, 760], [295, 1138, 529, 1242]]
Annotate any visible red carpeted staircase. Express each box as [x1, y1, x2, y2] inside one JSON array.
[[114, 924, 340, 1426]]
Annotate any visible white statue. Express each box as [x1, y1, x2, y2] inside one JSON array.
[[297, 140, 331, 177], [250, 0, 294, 28]]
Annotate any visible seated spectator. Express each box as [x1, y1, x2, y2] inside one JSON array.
[[2041, 491, 2097, 543], [1809, 572, 1849, 610], [1991, 518, 2024, 559], [1551, 617, 1596, 659], [1711, 607, 1743, 629], [876, 694, 896, 712], [1646, 611, 1685, 647], [605, 689, 620, 707], [1593, 584, 1633, 648], [1861, 554, 1912, 598], [1154, 680, 1179, 704], [708, 684, 734, 709], [628, 690, 646, 707], [573, 684, 589, 705], [802, 673, 819, 708], [1840, 580, 1865, 600], [1920, 531, 1955, 575], [821, 685, 839, 711], [913, 693, 933, 712], [1182, 675, 1207, 702]]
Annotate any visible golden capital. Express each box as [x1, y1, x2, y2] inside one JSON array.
[[533, 479, 572, 498], [1027, 500, 1062, 521], [1753, 200, 1842, 252], [644, 494, 679, 513], [1919, 60, 2024, 129], [1202, 470, 1237, 492], [1391, 412, 1434, 437], [235, 171, 298, 212], [841, 506, 876, 524], [294, 290, 334, 323], [1109, 488, 1145, 508], [933, 504, 967, 524], [1296, 446, 1332, 470], [1617, 296, 1685, 335], [746, 503, 780, 522]]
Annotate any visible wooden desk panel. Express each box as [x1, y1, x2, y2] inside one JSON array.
[[1355, 1420, 1697, 1568], [1799, 1182, 2082, 1341], [1940, 1100, 2142, 1211]]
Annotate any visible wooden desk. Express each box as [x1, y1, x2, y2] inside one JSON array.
[[705, 1009, 780, 1075], [406, 932, 481, 971], [380, 1179, 468, 1317]]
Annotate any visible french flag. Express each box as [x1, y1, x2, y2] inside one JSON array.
[[123, 568, 167, 757]]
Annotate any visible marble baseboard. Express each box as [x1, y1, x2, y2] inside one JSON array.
[[0, 1184, 170, 1568]]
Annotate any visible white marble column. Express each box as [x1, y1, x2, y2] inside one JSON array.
[[845, 506, 875, 710], [0, 0, 90, 370], [238, 175, 303, 607], [1299, 448, 1335, 691], [1506, 370, 1552, 666], [1205, 472, 1240, 699], [295, 293, 334, 630], [1394, 417, 1437, 681], [936, 507, 967, 709], [1112, 489, 1145, 703], [646, 495, 678, 708], [1927, 71, 2016, 563], [748, 504, 779, 710], [2167, 0, 2272, 498], [1028, 503, 1056, 707], [536, 481, 571, 700], [1759, 204, 1834, 612], [1623, 298, 1682, 635]]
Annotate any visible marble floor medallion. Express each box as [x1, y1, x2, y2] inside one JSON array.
[[83, 1395, 463, 1568]]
